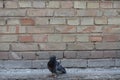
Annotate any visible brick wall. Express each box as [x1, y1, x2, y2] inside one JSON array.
[[0, 0, 120, 69]]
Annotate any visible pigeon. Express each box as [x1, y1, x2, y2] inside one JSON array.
[[47, 55, 66, 76]]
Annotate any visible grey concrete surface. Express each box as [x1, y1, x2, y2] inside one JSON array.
[[0, 68, 120, 80]]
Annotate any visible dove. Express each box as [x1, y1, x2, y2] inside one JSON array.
[[47, 55, 66, 76]]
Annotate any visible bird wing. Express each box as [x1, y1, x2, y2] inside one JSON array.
[[56, 61, 66, 74]]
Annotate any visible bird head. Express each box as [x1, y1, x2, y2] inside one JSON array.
[[49, 55, 56, 61]]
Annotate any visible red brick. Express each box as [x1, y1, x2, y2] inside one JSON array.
[[61, 1, 73, 8], [19, 35, 34, 42], [55, 25, 76, 33], [103, 34, 120, 42], [103, 51, 116, 58], [77, 26, 103, 33], [103, 25, 120, 33], [33, 34, 48, 42], [0, 52, 9, 59], [20, 18, 35, 26], [100, 2, 112, 8], [90, 36, 102, 42]]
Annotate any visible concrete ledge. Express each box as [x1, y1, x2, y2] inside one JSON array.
[[0, 68, 120, 80]]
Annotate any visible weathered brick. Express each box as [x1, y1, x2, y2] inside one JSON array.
[[35, 18, 49, 25], [0, 35, 17, 42], [115, 59, 120, 67], [0, 52, 9, 59], [37, 51, 50, 59], [62, 34, 76, 42], [7, 19, 20, 25], [0, 1, 3, 8], [5, 1, 18, 8], [33, 34, 48, 42], [11, 43, 38, 51], [9, 52, 22, 60], [62, 59, 87, 68], [0, 27, 6, 33], [77, 26, 103, 33], [67, 18, 79, 25], [32, 60, 48, 69], [81, 17, 94, 25], [103, 10, 118, 17], [54, 9, 75, 16], [33, 1, 45, 8], [116, 51, 120, 58], [88, 59, 115, 67], [48, 34, 62, 42], [103, 51, 116, 58], [103, 25, 120, 33], [76, 34, 89, 42], [77, 10, 102, 16], [1, 26, 17, 34], [37, 51, 63, 59], [39, 43, 66, 50], [76, 51, 91, 59], [18, 26, 26, 33], [64, 51, 77, 59], [90, 51, 104, 59], [87, 2, 99, 8], [4, 26, 26, 34], [20, 18, 35, 26], [49, 51, 63, 59], [46, 1, 60, 8], [95, 42, 120, 50], [0, 9, 26, 16], [108, 17, 120, 24], [27, 9, 53, 16], [0, 19, 6, 25], [61, 1, 73, 8], [103, 34, 120, 42], [19, 1, 32, 8], [113, 2, 120, 8], [19, 35, 33, 42], [95, 17, 107, 24], [100, 2, 112, 8], [50, 18, 66, 24], [90, 36, 102, 42], [27, 26, 54, 33], [4, 60, 32, 69], [67, 43, 94, 50], [21, 52, 36, 60], [0, 43, 9, 51], [55, 25, 76, 33], [74, 1, 86, 9]]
